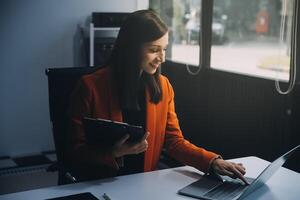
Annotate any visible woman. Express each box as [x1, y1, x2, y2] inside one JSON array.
[[67, 9, 248, 184]]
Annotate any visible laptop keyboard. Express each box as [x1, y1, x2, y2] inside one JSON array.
[[203, 181, 247, 200]]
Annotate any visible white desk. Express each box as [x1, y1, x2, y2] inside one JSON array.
[[0, 156, 299, 200]]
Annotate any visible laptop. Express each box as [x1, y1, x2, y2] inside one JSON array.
[[178, 145, 300, 200]]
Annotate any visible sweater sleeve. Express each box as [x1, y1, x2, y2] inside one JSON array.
[[67, 77, 119, 169], [163, 78, 219, 173]]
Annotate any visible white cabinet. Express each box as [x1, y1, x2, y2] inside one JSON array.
[[89, 23, 120, 66]]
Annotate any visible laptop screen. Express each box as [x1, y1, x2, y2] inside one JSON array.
[[238, 145, 300, 199]]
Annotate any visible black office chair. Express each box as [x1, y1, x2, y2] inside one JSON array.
[[45, 66, 100, 185], [46, 66, 182, 184]]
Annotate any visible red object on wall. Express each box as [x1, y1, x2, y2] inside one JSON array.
[[256, 10, 269, 34]]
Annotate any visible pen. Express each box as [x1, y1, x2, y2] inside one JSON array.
[[103, 193, 112, 200]]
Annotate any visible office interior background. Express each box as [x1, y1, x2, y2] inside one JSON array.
[[0, 0, 299, 195]]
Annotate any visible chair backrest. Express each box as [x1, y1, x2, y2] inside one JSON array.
[[45, 66, 100, 170]]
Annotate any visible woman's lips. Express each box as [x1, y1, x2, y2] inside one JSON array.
[[150, 63, 160, 69]]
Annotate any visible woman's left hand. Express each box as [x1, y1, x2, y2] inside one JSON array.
[[211, 158, 249, 185]]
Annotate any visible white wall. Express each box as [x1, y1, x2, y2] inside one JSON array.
[[0, 0, 148, 157]]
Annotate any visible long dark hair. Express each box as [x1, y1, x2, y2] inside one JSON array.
[[107, 9, 168, 110]]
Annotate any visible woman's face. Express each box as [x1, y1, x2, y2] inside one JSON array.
[[140, 32, 169, 75]]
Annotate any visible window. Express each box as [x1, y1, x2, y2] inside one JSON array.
[[150, 0, 296, 81], [211, 0, 294, 81], [150, 0, 202, 66]]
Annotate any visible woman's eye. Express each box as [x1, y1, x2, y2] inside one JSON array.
[[150, 49, 159, 53], [148, 47, 167, 53]]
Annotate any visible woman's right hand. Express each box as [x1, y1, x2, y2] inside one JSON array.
[[112, 132, 150, 158]]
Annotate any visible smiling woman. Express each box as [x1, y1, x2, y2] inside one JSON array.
[[141, 33, 168, 75], [67, 9, 248, 184]]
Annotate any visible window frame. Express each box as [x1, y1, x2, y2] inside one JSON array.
[[199, 0, 213, 69]]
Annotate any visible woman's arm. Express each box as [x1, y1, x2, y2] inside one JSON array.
[[163, 77, 219, 172], [163, 77, 248, 184]]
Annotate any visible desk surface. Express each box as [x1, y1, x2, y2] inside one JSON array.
[[0, 156, 299, 200]]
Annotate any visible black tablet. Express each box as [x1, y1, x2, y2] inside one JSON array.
[[83, 117, 145, 148], [46, 192, 99, 200]]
